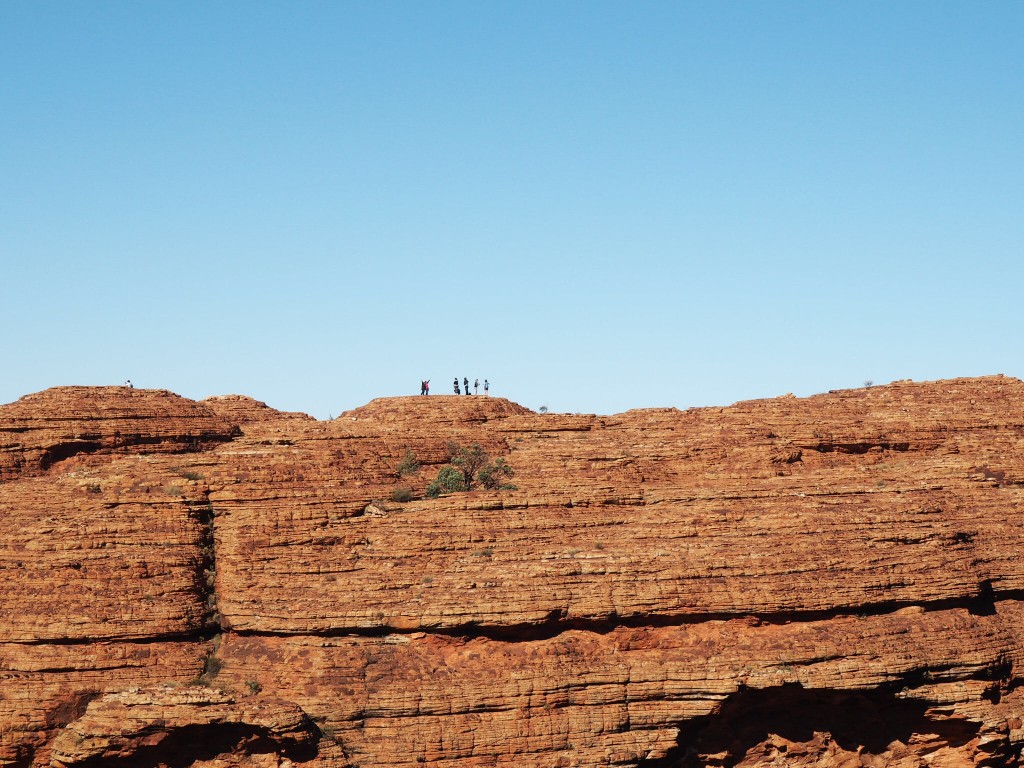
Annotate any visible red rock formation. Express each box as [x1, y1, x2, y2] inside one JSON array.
[[0, 641, 209, 767], [3, 378, 1024, 767], [0, 387, 239, 482], [200, 395, 314, 426], [48, 686, 330, 767]]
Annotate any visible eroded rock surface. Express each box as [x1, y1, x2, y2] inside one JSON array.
[[0, 387, 239, 482], [3, 377, 1024, 767], [49, 686, 325, 767]]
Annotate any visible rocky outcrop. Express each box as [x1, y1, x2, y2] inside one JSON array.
[[0, 387, 239, 482], [200, 395, 314, 426], [49, 686, 327, 767], [3, 377, 1024, 767], [0, 641, 209, 768]]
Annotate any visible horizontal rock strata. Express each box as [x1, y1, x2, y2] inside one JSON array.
[[0, 640, 209, 767], [0, 473, 208, 642], [2, 376, 1024, 767], [49, 686, 328, 767], [212, 379, 1024, 634], [0, 387, 239, 482], [214, 603, 1024, 767]]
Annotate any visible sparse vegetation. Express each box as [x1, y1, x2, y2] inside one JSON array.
[[245, 679, 262, 694], [391, 486, 414, 503], [425, 442, 517, 497], [204, 655, 223, 678], [477, 457, 515, 491], [187, 500, 220, 629], [426, 465, 467, 497], [448, 442, 487, 485], [86, 483, 101, 493], [190, 645, 223, 687], [396, 449, 420, 478], [180, 470, 204, 481]]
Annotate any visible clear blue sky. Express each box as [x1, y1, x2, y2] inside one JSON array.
[[3, 2, 1021, 418]]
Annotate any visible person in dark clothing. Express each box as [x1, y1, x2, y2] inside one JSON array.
[[484, 379, 489, 396], [463, 377, 469, 395], [474, 378, 479, 395], [454, 378, 461, 395]]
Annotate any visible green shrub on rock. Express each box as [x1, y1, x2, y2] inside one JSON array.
[[478, 457, 515, 490], [426, 443, 516, 497], [391, 486, 414, 503], [426, 465, 467, 498], [396, 449, 420, 478]]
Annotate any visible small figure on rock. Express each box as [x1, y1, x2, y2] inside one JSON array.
[[454, 378, 461, 395], [463, 377, 469, 395], [425, 380, 430, 395], [125, 380, 133, 389], [474, 378, 479, 395], [484, 379, 489, 396]]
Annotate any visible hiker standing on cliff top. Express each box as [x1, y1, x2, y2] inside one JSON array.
[[463, 377, 469, 395], [484, 379, 489, 396], [424, 380, 430, 395], [474, 378, 479, 395], [454, 378, 460, 395]]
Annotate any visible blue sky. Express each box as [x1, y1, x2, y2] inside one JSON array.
[[3, 2, 1021, 418]]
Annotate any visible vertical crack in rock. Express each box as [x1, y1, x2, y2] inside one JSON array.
[[187, 497, 224, 685], [188, 497, 221, 633]]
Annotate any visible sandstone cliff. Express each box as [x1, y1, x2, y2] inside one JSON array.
[[2, 378, 1024, 767]]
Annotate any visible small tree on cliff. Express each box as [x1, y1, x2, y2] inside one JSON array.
[[426, 442, 516, 497], [449, 442, 487, 488], [477, 457, 514, 490]]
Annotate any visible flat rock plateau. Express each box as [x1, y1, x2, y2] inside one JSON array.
[[3, 377, 1024, 768]]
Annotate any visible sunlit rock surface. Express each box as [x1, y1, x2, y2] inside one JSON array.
[[4, 376, 1024, 767]]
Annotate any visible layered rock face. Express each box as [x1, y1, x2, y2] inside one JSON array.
[[3, 378, 1024, 767]]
